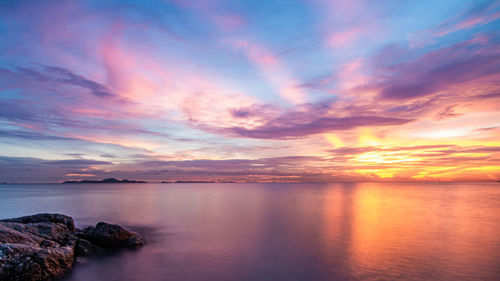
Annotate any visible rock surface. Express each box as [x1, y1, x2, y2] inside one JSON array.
[[76, 222, 144, 248], [0, 213, 145, 281]]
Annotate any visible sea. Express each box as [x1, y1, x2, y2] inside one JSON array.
[[1, 182, 499, 281]]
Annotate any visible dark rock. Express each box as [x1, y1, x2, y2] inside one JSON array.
[[125, 235, 144, 248], [0, 225, 39, 245], [75, 238, 101, 257], [0, 214, 145, 281], [0, 231, 75, 281], [1, 213, 75, 232], [1, 222, 74, 245], [76, 222, 144, 248]]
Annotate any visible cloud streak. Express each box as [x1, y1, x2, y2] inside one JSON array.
[[373, 39, 500, 100], [0, 65, 114, 98]]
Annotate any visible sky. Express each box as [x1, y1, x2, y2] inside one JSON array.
[[0, 0, 499, 183]]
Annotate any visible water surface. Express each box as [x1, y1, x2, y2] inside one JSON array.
[[1, 182, 499, 281]]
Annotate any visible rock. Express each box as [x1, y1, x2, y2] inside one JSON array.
[[76, 222, 144, 248], [1, 221, 75, 245], [1, 213, 76, 232], [0, 214, 145, 281], [0, 232, 75, 281], [75, 238, 101, 257], [0, 225, 39, 245], [126, 235, 144, 248]]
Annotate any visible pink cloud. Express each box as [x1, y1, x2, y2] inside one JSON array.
[[213, 14, 247, 31], [410, 1, 500, 46], [337, 59, 369, 91], [437, 11, 500, 36], [226, 39, 307, 104], [328, 27, 363, 48]]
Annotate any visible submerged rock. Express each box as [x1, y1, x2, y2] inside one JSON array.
[[0, 213, 145, 281]]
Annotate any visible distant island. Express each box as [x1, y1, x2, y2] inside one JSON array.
[[62, 178, 147, 184]]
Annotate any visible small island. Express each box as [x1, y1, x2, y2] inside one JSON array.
[[62, 178, 147, 184]]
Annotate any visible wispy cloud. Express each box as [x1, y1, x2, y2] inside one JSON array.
[[432, 0, 500, 37], [372, 39, 500, 100]]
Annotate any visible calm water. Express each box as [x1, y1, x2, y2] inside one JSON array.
[[0, 182, 499, 281]]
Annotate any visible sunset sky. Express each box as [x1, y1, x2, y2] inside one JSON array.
[[0, 0, 499, 183]]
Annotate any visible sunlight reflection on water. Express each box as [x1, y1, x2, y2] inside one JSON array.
[[1, 182, 499, 281]]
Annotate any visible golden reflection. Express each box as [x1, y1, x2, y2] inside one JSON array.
[[327, 183, 500, 280], [348, 184, 439, 275], [318, 184, 356, 276]]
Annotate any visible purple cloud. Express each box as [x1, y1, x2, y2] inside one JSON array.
[[192, 99, 412, 139], [0, 129, 77, 141], [434, 105, 462, 120], [227, 115, 411, 139], [478, 91, 500, 99], [44, 159, 112, 166], [230, 104, 277, 118], [361, 33, 500, 105], [2, 65, 114, 98], [374, 40, 500, 99]]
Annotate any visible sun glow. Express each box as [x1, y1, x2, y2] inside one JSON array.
[[353, 151, 420, 164], [355, 169, 397, 178], [325, 133, 345, 147], [358, 129, 381, 146]]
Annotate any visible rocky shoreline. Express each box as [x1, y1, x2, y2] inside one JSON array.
[[0, 213, 145, 281]]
